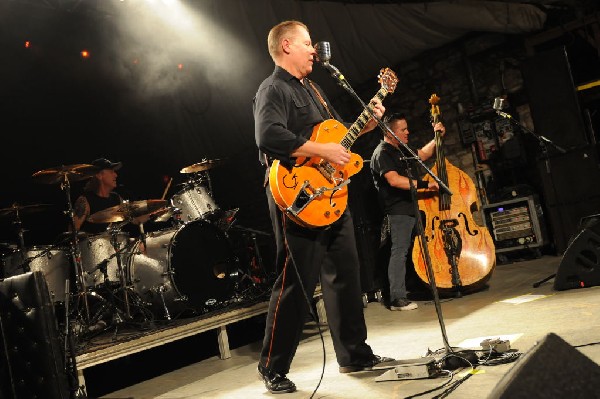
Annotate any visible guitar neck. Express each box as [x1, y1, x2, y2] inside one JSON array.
[[340, 87, 389, 150]]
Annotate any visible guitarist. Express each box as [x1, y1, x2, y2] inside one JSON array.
[[253, 20, 392, 394]]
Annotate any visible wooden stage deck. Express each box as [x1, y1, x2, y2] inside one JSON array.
[[74, 289, 326, 394]]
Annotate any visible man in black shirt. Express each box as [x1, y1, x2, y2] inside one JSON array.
[[253, 20, 393, 394], [73, 158, 123, 234], [370, 113, 443, 311]]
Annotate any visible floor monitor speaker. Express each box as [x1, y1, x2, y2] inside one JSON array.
[[554, 216, 600, 290], [489, 332, 600, 398]]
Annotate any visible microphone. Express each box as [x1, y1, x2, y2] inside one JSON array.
[[493, 97, 511, 119], [314, 41, 346, 83], [492, 97, 505, 111]]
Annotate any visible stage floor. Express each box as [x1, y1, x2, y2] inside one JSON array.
[[84, 254, 600, 398]]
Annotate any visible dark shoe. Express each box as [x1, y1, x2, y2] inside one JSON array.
[[390, 298, 418, 311], [258, 364, 297, 394], [339, 354, 396, 373]]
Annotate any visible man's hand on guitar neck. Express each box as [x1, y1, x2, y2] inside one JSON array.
[[360, 98, 386, 135], [292, 140, 351, 166]]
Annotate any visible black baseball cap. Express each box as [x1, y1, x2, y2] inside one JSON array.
[[92, 158, 122, 171]]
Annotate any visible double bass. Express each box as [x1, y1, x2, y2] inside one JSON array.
[[412, 94, 495, 295]]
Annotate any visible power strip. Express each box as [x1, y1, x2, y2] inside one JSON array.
[[480, 338, 511, 353]]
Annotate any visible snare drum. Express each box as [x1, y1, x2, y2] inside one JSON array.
[[78, 232, 130, 287]]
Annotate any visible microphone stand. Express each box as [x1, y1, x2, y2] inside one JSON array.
[[495, 110, 566, 156], [319, 62, 471, 372], [322, 63, 451, 196], [494, 110, 566, 287]]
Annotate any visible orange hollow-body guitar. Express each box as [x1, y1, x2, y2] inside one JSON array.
[[269, 68, 398, 228]]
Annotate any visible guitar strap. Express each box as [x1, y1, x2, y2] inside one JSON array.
[[306, 79, 335, 120]]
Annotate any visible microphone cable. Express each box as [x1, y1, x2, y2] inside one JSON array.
[[280, 214, 327, 399]]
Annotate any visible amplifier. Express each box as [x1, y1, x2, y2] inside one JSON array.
[[482, 195, 548, 254]]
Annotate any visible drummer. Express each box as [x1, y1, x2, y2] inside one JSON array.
[[73, 158, 124, 234], [75, 157, 159, 234]]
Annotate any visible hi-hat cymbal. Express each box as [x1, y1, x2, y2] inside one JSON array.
[[180, 159, 226, 174], [32, 164, 97, 184], [88, 200, 168, 223], [0, 203, 53, 218]]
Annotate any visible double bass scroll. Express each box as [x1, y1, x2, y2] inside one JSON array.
[[411, 94, 496, 295]]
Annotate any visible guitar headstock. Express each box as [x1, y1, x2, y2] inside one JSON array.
[[378, 68, 398, 94], [429, 93, 441, 120]]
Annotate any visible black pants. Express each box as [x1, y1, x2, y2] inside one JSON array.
[[259, 186, 374, 374]]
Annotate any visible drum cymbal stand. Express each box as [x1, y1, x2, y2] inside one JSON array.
[[9, 210, 29, 272], [11, 208, 27, 252], [107, 224, 132, 320], [60, 174, 91, 323]]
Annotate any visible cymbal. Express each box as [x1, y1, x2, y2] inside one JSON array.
[[180, 158, 226, 174], [133, 206, 173, 223], [88, 200, 168, 223], [0, 203, 53, 218], [32, 164, 97, 184]]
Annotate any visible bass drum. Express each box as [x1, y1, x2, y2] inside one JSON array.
[[128, 220, 238, 318]]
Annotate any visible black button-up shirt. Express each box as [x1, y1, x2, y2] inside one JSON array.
[[253, 66, 343, 169]]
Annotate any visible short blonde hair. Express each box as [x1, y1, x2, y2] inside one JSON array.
[[267, 20, 308, 62]]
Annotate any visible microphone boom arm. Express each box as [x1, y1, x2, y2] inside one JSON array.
[[317, 60, 452, 196]]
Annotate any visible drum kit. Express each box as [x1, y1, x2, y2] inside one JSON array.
[[0, 158, 261, 339]]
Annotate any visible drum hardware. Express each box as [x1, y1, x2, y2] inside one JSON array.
[[32, 163, 97, 322], [0, 203, 53, 251], [229, 224, 273, 285], [151, 285, 172, 320], [214, 208, 239, 232], [107, 226, 133, 319]]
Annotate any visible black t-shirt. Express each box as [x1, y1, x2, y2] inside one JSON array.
[[80, 192, 123, 235], [370, 140, 421, 216]]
